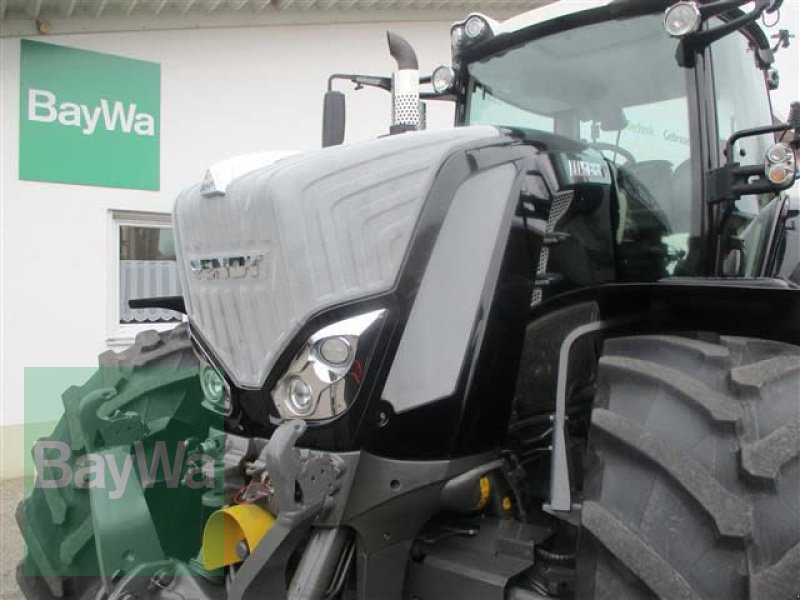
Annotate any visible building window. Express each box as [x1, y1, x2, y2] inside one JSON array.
[[109, 211, 183, 344]]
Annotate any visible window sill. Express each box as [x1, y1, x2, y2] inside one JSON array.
[[106, 321, 184, 349]]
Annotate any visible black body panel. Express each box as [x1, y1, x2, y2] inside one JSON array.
[[231, 137, 544, 458]]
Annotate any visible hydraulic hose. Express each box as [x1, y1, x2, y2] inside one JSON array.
[[287, 528, 350, 600]]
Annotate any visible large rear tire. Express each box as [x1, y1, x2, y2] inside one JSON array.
[[16, 324, 199, 599], [576, 334, 800, 600]]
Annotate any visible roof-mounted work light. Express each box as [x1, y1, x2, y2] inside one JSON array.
[[664, 1, 702, 38]]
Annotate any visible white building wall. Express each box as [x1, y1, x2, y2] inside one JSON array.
[[0, 22, 455, 462]]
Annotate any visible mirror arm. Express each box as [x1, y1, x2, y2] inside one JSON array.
[[732, 179, 788, 197], [677, 0, 772, 67], [327, 73, 392, 93], [326, 74, 439, 96], [708, 156, 795, 204], [725, 123, 790, 161], [693, 5, 764, 45], [697, 0, 750, 17], [706, 164, 757, 204], [419, 92, 456, 102]]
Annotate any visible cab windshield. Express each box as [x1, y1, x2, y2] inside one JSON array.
[[466, 13, 694, 249], [465, 11, 779, 278]]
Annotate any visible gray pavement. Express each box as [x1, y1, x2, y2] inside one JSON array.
[[0, 478, 24, 599]]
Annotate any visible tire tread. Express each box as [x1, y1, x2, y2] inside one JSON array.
[[16, 324, 197, 599], [578, 334, 800, 600]]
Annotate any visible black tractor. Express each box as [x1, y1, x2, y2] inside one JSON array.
[[18, 0, 799, 598]]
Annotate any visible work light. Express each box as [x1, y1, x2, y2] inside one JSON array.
[[664, 1, 702, 38], [432, 66, 456, 93], [451, 26, 464, 49], [465, 15, 488, 39]]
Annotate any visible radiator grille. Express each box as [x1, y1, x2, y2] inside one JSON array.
[[532, 190, 574, 306]]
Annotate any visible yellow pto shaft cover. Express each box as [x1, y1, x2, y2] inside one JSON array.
[[202, 504, 276, 570]]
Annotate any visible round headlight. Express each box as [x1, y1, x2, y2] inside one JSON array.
[[664, 2, 702, 38], [271, 309, 386, 422], [432, 66, 455, 94], [285, 376, 315, 416], [200, 367, 225, 404], [318, 337, 351, 366], [465, 16, 487, 39]]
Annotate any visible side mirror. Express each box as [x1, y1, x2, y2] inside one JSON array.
[[322, 90, 346, 148]]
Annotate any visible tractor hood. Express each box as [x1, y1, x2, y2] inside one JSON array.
[[173, 127, 500, 389]]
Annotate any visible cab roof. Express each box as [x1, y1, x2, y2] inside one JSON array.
[[489, 0, 614, 36]]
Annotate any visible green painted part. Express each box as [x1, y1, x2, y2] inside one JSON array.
[[41, 481, 67, 525], [78, 387, 119, 453], [19, 39, 160, 190], [59, 516, 95, 566], [53, 366, 199, 453], [19, 333, 216, 580], [90, 446, 165, 582], [25, 367, 97, 426]]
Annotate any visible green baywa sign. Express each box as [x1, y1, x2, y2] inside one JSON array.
[[19, 40, 160, 190]]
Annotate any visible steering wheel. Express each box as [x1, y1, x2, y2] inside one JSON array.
[[591, 142, 636, 165]]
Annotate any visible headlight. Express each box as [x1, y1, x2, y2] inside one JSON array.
[[664, 2, 702, 38], [283, 375, 315, 416], [272, 309, 386, 421], [764, 142, 796, 187], [200, 365, 232, 416]]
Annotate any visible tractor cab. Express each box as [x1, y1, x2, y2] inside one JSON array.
[[324, 0, 799, 289], [448, 0, 798, 284], [17, 3, 800, 600]]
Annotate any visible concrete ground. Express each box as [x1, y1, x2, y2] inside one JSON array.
[[0, 479, 24, 599]]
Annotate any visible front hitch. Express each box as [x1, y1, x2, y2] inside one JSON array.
[[227, 420, 346, 600]]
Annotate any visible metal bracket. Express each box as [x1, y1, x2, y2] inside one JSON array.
[[547, 317, 631, 512], [261, 420, 343, 516], [106, 559, 224, 600], [89, 446, 166, 589], [228, 420, 346, 600]]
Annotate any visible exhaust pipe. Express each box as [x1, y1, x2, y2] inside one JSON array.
[[387, 31, 422, 134]]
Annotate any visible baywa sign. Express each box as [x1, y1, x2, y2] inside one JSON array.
[[27, 90, 156, 136], [19, 40, 160, 191]]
